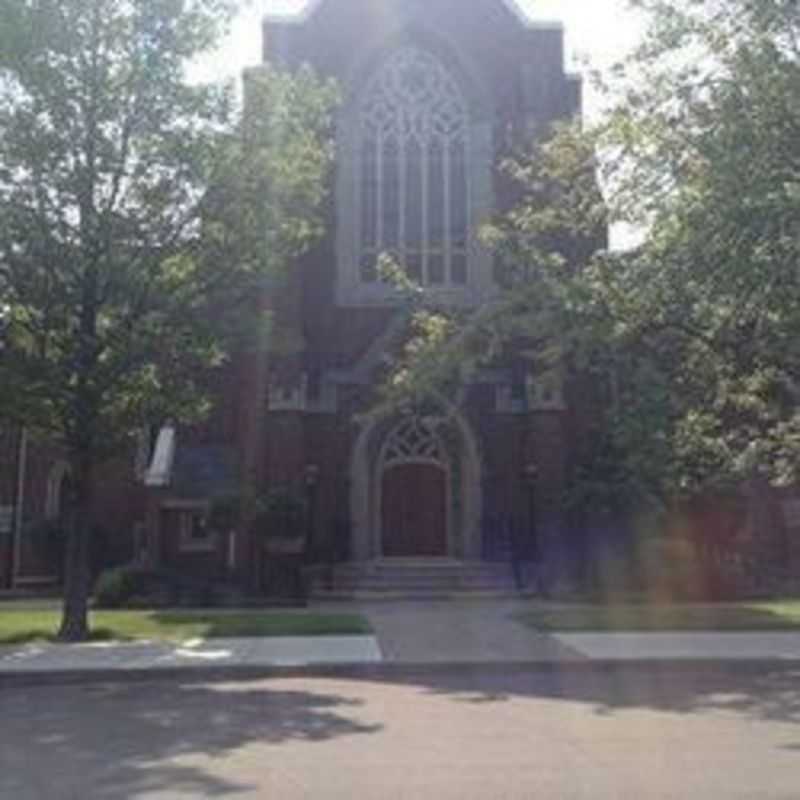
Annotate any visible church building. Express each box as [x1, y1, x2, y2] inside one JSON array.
[[3, 0, 800, 598], [140, 0, 589, 593], [1, 0, 594, 594]]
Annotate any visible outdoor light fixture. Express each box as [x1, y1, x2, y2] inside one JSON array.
[[305, 463, 320, 488]]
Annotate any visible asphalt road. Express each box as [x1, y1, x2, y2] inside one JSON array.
[[2, 665, 800, 799]]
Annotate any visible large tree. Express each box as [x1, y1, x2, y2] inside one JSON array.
[[600, 0, 800, 493], [385, 0, 800, 515], [0, 0, 337, 639]]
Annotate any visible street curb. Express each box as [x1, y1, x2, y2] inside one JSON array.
[[3, 658, 800, 688]]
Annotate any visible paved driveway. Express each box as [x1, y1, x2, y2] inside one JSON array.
[[3, 666, 800, 799]]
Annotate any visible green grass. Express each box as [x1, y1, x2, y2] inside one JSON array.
[[0, 609, 372, 645], [517, 600, 800, 632]]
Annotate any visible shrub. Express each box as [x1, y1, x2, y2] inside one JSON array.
[[94, 566, 142, 608], [587, 545, 639, 602], [24, 519, 67, 579], [94, 566, 221, 609], [253, 488, 307, 540], [208, 493, 241, 532], [638, 537, 704, 601]]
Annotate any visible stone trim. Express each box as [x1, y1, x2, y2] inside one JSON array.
[[349, 399, 482, 561], [268, 375, 308, 412], [335, 32, 495, 307], [44, 460, 71, 520]]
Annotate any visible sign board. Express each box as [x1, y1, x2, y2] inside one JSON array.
[[782, 498, 800, 530], [0, 506, 13, 534]]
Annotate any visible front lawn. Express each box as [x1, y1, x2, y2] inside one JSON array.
[[0, 609, 373, 645], [517, 600, 800, 632]]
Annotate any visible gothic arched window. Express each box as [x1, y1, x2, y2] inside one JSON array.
[[357, 47, 470, 287]]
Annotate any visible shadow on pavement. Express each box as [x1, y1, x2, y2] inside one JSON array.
[[356, 664, 800, 726], [4, 665, 800, 797], [0, 682, 382, 799]]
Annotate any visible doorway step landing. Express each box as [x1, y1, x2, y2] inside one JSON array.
[[309, 559, 539, 600]]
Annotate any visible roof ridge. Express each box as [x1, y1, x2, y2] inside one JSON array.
[[263, 0, 564, 31]]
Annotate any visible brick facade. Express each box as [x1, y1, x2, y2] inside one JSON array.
[[140, 0, 584, 589], [0, 0, 591, 591], [0, 424, 139, 588], [3, 1, 797, 595]]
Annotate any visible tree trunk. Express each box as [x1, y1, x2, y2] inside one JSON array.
[[58, 453, 94, 642]]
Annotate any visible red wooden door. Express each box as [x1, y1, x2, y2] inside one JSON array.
[[381, 463, 447, 557]]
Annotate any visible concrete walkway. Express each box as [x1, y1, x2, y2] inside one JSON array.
[[353, 599, 582, 663]]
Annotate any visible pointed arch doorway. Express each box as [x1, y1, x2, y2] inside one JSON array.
[[350, 402, 483, 562], [379, 417, 449, 558]]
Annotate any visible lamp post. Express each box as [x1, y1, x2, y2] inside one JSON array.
[[11, 426, 27, 589], [523, 460, 546, 596], [297, 464, 319, 604], [304, 464, 320, 553], [509, 461, 536, 592], [523, 459, 540, 559], [1, 309, 32, 590]]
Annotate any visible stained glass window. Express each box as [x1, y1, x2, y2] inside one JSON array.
[[358, 47, 470, 287]]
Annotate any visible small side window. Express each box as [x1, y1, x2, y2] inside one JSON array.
[[179, 511, 217, 553]]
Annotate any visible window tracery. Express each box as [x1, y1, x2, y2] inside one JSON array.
[[358, 47, 470, 287], [382, 417, 447, 467]]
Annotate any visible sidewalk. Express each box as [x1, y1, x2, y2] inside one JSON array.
[[552, 631, 800, 661], [0, 635, 382, 682], [3, 600, 800, 684]]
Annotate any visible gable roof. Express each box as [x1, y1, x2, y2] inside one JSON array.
[[264, 0, 563, 31]]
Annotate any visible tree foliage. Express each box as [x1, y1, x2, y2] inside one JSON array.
[[593, 0, 800, 495], [385, 0, 800, 513], [0, 0, 337, 638]]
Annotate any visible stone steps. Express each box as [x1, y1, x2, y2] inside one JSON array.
[[310, 560, 538, 599], [312, 588, 541, 602]]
